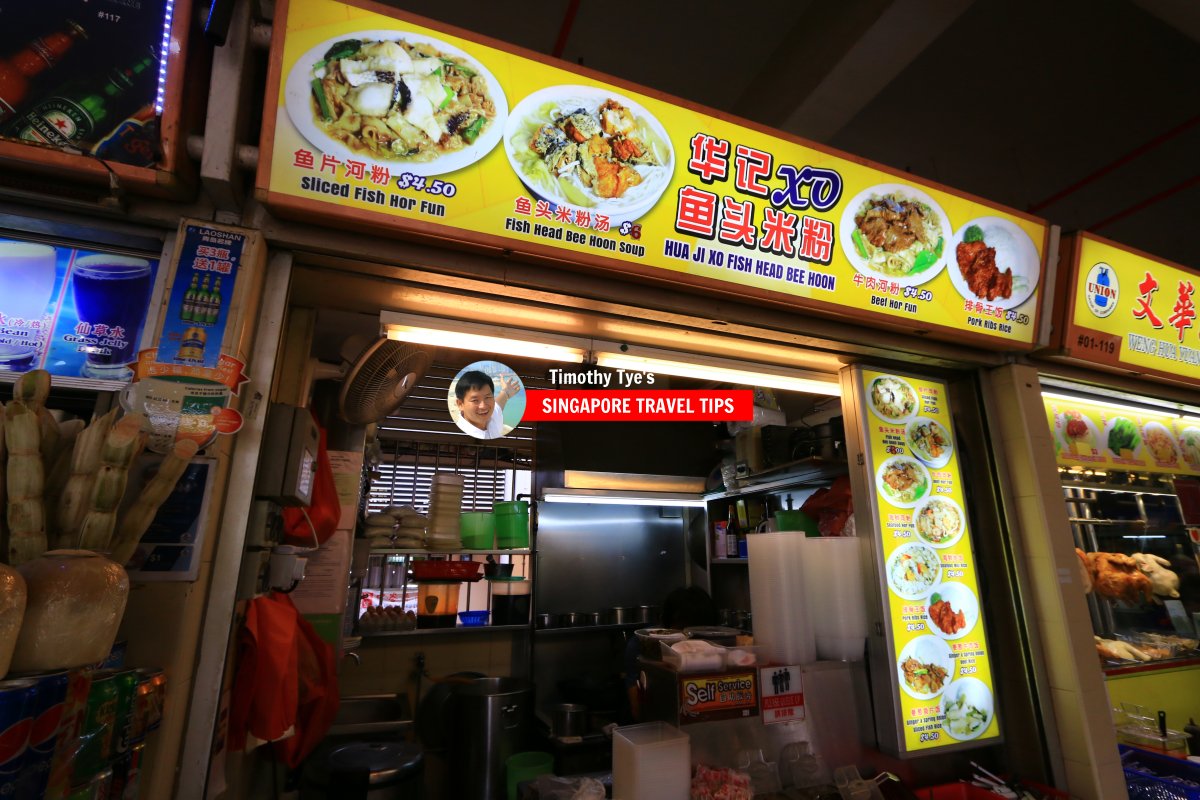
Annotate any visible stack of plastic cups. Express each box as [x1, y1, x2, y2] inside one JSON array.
[[798, 537, 868, 661], [426, 473, 464, 550], [612, 722, 690, 800], [747, 532, 816, 665]]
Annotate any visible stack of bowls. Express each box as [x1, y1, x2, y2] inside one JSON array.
[[426, 473, 464, 550]]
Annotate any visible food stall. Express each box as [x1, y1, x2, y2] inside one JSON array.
[[198, 0, 1151, 795], [1029, 232, 1200, 759]]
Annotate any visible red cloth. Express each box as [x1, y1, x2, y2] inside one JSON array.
[[800, 475, 854, 536], [228, 593, 339, 766], [282, 418, 341, 546]]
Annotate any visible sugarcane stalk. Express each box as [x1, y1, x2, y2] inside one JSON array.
[[38, 409, 59, 474], [110, 439, 199, 565], [76, 413, 146, 552], [56, 409, 117, 548], [5, 402, 45, 566], [0, 404, 7, 561], [13, 370, 49, 412]]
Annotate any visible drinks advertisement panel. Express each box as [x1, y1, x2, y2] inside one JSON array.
[[259, 0, 1048, 349], [854, 367, 999, 754], [0, 235, 159, 381], [1058, 233, 1200, 388], [0, 2, 174, 167]]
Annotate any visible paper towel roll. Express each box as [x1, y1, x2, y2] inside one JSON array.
[[798, 537, 868, 661], [748, 532, 816, 664]]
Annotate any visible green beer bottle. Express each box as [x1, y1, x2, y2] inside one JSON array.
[[206, 277, 223, 325], [7, 50, 156, 148], [195, 275, 212, 326], [181, 273, 199, 322]]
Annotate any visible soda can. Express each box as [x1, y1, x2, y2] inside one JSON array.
[[10, 669, 68, 800], [132, 668, 164, 737], [65, 766, 111, 800], [98, 641, 128, 671], [108, 670, 138, 759], [71, 670, 119, 785], [107, 741, 142, 800], [0, 679, 37, 795], [44, 670, 93, 800]]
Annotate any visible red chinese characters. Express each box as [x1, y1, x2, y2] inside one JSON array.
[[733, 145, 771, 197], [759, 208, 798, 257], [687, 133, 731, 183], [345, 159, 367, 180], [676, 186, 719, 237], [514, 197, 532, 215], [1132, 271, 1163, 328], [1170, 280, 1196, 342], [319, 154, 339, 175], [797, 216, 833, 264], [292, 149, 314, 169], [369, 165, 391, 185], [718, 197, 757, 247]]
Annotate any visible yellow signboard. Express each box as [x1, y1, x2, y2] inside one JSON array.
[[1062, 233, 1200, 385], [1043, 393, 1200, 476], [258, 0, 1048, 349], [859, 369, 999, 753]]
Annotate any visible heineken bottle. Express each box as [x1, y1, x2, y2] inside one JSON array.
[[7, 50, 156, 149]]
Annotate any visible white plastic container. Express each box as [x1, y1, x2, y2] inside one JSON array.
[[613, 721, 690, 800]]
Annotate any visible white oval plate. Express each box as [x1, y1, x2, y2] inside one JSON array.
[[947, 216, 1041, 310], [503, 84, 675, 223], [838, 183, 952, 288], [1055, 410, 1101, 456], [905, 416, 954, 468], [896, 634, 953, 700], [1103, 416, 1144, 460], [885, 541, 942, 600], [925, 581, 979, 640], [940, 676, 994, 741], [866, 374, 920, 425], [284, 30, 508, 177], [1142, 420, 1181, 466], [875, 456, 933, 509], [911, 495, 966, 549]]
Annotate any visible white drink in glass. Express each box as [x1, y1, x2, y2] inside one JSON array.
[[0, 241, 57, 370]]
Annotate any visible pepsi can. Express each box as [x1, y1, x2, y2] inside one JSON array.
[[11, 671, 68, 800], [0, 679, 37, 795]]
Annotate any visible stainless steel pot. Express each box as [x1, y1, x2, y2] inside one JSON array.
[[582, 611, 601, 626], [551, 703, 588, 738], [535, 613, 557, 629], [635, 605, 658, 624], [608, 607, 631, 625], [561, 612, 582, 627]]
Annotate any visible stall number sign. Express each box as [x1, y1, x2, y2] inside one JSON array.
[[857, 368, 1000, 754], [679, 672, 757, 724], [759, 665, 804, 725], [260, 0, 1048, 350]]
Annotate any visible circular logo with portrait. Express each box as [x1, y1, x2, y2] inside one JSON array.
[[1084, 262, 1119, 318], [448, 361, 526, 440]]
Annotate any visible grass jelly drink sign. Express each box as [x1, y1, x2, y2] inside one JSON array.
[[852, 367, 999, 754], [0, 235, 160, 380], [259, 0, 1048, 350]]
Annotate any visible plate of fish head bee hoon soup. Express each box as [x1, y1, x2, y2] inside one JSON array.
[[897, 634, 952, 700], [505, 85, 674, 223], [867, 374, 919, 424], [839, 183, 951, 288], [925, 582, 978, 640], [906, 416, 953, 468], [285, 31, 507, 176], [911, 496, 965, 549], [948, 216, 1040, 310], [941, 677, 994, 740], [876, 456, 931, 509], [886, 542, 941, 600]]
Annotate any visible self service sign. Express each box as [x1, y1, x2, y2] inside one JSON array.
[[1054, 232, 1200, 387], [258, 0, 1049, 350]]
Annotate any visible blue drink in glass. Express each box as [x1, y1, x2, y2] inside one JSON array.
[[71, 255, 153, 380]]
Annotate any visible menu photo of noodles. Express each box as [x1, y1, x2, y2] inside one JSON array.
[[948, 217, 1041, 309], [504, 85, 675, 223], [283, 30, 508, 176], [839, 183, 952, 288]]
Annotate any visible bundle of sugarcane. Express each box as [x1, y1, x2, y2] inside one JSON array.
[[55, 409, 117, 550], [109, 438, 199, 565], [76, 413, 148, 552], [6, 401, 44, 566]]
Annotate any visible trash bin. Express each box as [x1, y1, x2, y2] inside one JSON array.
[[452, 677, 534, 800]]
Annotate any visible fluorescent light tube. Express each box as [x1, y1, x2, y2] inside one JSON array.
[[594, 348, 839, 396]]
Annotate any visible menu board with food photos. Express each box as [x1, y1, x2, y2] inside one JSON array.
[[1044, 393, 1200, 477], [258, 0, 1049, 350], [854, 367, 1000, 755]]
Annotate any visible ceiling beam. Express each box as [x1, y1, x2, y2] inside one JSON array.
[[734, 0, 975, 144]]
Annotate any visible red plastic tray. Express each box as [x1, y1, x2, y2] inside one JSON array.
[[411, 560, 483, 582]]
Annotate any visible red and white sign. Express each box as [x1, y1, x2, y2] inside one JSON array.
[[759, 665, 805, 725]]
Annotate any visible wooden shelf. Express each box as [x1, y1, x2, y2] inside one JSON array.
[[534, 622, 644, 636], [704, 457, 847, 501]]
